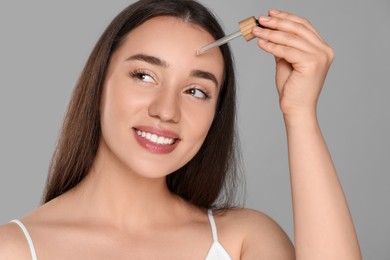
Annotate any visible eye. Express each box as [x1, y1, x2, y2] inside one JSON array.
[[184, 87, 210, 100], [130, 70, 156, 84]]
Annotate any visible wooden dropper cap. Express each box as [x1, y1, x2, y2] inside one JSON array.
[[239, 16, 260, 41]]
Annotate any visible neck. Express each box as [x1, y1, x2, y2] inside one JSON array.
[[68, 144, 190, 229]]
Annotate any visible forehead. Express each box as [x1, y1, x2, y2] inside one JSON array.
[[112, 16, 224, 85]]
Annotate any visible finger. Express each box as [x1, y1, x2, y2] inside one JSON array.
[[258, 15, 325, 50], [252, 26, 318, 54], [268, 9, 325, 42], [257, 38, 311, 66]]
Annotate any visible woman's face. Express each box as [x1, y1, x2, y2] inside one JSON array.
[[99, 16, 224, 178]]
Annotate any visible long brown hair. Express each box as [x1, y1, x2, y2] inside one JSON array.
[[43, 0, 241, 209]]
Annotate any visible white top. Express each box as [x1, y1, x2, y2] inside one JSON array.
[[206, 209, 232, 259], [11, 210, 231, 260], [10, 219, 37, 260]]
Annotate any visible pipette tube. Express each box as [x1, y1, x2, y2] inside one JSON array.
[[196, 30, 242, 55], [196, 16, 261, 55]]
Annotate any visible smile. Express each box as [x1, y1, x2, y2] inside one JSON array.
[[135, 130, 176, 145]]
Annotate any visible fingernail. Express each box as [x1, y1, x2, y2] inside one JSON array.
[[253, 26, 263, 33], [259, 16, 271, 22], [269, 9, 280, 15]]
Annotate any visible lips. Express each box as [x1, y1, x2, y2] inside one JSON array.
[[133, 126, 180, 154]]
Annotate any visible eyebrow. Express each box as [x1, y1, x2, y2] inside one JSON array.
[[125, 53, 219, 88], [190, 70, 219, 88], [125, 54, 168, 68]]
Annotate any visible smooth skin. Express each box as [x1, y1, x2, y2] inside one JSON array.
[[0, 9, 361, 260], [249, 9, 362, 259]]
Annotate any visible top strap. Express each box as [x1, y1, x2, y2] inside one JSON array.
[[207, 209, 219, 242], [10, 219, 38, 260]]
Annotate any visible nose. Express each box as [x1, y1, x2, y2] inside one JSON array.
[[148, 89, 181, 123]]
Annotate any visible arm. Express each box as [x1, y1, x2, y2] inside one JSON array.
[[252, 9, 361, 259], [0, 223, 31, 259]]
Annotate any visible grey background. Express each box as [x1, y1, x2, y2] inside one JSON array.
[[0, 0, 389, 259]]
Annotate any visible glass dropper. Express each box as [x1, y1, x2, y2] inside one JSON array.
[[196, 16, 261, 55]]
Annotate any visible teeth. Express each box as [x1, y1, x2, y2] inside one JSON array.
[[136, 130, 175, 145]]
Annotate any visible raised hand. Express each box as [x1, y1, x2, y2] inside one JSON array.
[[252, 9, 334, 119]]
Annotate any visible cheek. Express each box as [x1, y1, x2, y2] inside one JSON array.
[[184, 104, 216, 143], [180, 110, 215, 166], [100, 85, 127, 129], [100, 79, 147, 127]]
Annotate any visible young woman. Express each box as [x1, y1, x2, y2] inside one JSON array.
[[0, 0, 361, 259]]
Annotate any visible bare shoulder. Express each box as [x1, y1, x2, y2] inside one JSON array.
[[0, 221, 31, 259], [217, 208, 295, 260], [0, 196, 72, 259]]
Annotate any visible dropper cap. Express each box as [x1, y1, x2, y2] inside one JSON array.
[[196, 16, 260, 55], [239, 16, 260, 41]]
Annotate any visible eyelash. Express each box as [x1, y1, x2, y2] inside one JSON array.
[[129, 69, 156, 83], [184, 87, 211, 100], [129, 69, 211, 100]]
